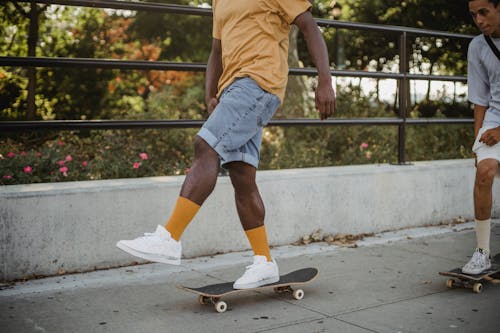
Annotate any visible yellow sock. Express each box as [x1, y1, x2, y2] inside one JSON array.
[[245, 225, 272, 261], [165, 196, 200, 241]]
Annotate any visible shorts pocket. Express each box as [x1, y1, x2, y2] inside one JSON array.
[[472, 127, 494, 153], [256, 94, 279, 127]]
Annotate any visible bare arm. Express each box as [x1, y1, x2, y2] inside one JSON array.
[[205, 38, 223, 113], [474, 104, 487, 137], [293, 10, 336, 120]]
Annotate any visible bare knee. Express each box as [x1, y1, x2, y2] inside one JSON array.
[[194, 136, 218, 161], [227, 162, 257, 192], [476, 162, 497, 188], [194, 136, 210, 155]]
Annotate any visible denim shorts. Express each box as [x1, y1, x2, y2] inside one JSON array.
[[197, 77, 280, 168]]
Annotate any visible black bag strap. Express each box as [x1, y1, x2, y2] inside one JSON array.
[[484, 34, 500, 60]]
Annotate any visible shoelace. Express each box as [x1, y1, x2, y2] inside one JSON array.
[[468, 252, 486, 267], [244, 261, 271, 273]]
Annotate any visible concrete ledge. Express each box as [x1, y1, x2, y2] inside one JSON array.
[[1, 159, 499, 281]]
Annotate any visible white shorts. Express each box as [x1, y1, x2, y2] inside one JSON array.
[[472, 126, 500, 164]]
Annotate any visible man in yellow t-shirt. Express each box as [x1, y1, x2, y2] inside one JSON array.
[[117, 0, 336, 289]]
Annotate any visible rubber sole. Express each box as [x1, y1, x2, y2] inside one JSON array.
[[116, 241, 181, 265]]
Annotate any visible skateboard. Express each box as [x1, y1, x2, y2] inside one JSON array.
[[178, 267, 318, 313], [439, 253, 500, 293]]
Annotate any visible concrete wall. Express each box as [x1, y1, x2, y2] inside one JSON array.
[[1, 159, 499, 282]]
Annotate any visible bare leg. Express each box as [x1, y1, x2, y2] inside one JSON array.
[[117, 136, 220, 262], [180, 136, 220, 205], [474, 159, 498, 220], [227, 161, 264, 230]]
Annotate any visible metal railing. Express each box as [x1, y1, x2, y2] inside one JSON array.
[[0, 0, 474, 164]]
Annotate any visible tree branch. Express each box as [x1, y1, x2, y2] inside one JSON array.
[[12, 1, 29, 18]]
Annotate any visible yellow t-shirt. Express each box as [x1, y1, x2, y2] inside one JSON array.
[[212, 0, 312, 103]]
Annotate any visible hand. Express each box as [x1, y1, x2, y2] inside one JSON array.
[[479, 127, 500, 146], [315, 81, 336, 120], [206, 97, 219, 114]]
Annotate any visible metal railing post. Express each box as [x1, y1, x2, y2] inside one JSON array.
[[397, 32, 409, 164]]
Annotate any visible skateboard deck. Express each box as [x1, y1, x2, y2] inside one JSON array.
[[439, 253, 500, 293], [178, 267, 318, 312]]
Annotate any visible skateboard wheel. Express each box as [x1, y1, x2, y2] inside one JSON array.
[[446, 279, 454, 289], [293, 289, 304, 300], [198, 295, 208, 305], [215, 301, 228, 313], [472, 283, 483, 294]]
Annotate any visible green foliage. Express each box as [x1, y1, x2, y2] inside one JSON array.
[[413, 100, 473, 118], [1, 133, 92, 184], [130, 1, 212, 62], [0, 2, 30, 57], [259, 119, 473, 171], [0, 70, 207, 185], [0, 129, 195, 185], [0, 68, 26, 120], [260, 84, 473, 171], [0, 0, 478, 185], [260, 125, 397, 170], [406, 124, 472, 162], [304, 0, 475, 76]]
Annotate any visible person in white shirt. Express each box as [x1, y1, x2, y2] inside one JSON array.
[[463, 0, 500, 274]]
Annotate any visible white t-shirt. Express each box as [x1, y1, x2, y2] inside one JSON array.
[[467, 34, 500, 114]]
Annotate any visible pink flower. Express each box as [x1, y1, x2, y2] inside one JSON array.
[[133, 162, 141, 169], [23, 166, 32, 174], [58, 160, 66, 166], [360, 142, 369, 149], [139, 152, 148, 160], [185, 168, 191, 173], [3, 175, 13, 180], [57, 141, 65, 146], [81, 161, 88, 167], [59, 166, 68, 177], [36, 152, 42, 158], [7, 152, 15, 158], [65, 154, 73, 162]]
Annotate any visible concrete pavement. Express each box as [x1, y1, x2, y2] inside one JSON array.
[[1, 221, 499, 333]]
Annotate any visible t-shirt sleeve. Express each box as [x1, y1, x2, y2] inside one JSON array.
[[212, 0, 221, 39], [467, 38, 490, 107], [276, 0, 312, 24]]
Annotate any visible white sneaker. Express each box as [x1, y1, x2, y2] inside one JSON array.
[[116, 225, 182, 265], [462, 248, 491, 275], [233, 255, 279, 289]]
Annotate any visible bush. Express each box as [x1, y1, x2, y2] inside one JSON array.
[[1, 82, 475, 185], [1, 130, 195, 185]]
